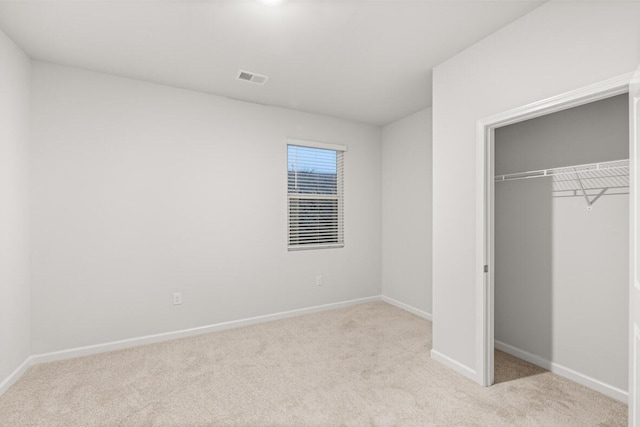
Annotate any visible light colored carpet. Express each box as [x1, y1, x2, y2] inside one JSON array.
[[0, 301, 627, 426]]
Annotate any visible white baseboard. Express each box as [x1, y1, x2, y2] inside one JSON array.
[[1, 295, 382, 396], [430, 349, 477, 382], [495, 340, 628, 403], [30, 295, 382, 365], [381, 295, 432, 321], [0, 357, 32, 396]]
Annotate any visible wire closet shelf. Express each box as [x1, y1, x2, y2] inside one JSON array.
[[494, 159, 629, 210]]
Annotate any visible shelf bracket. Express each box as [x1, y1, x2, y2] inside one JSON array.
[[573, 168, 592, 211]]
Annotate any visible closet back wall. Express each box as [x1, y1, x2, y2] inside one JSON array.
[[30, 62, 382, 354], [494, 94, 629, 392]]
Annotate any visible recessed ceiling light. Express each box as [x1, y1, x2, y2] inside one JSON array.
[[259, 0, 285, 6]]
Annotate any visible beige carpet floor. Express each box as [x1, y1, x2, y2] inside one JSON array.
[[0, 301, 627, 426]]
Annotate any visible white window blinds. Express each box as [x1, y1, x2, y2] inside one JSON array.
[[287, 140, 346, 250]]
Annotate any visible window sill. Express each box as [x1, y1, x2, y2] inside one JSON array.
[[287, 244, 344, 251]]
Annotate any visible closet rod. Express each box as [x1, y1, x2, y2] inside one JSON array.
[[494, 159, 629, 183]]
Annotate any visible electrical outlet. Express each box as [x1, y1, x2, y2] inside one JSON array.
[[316, 275, 323, 286], [173, 292, 182, 305]]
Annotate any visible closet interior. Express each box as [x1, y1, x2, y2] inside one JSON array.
[[493, 93, 629, 401]]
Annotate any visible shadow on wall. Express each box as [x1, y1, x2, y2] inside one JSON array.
[[495, 177, 553, 383], [494, 174, 629, 387]]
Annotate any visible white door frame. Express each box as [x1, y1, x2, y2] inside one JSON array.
[[629, 66, 640, 427], [475, 73, 634, 389]]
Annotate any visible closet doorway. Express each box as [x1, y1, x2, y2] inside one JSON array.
[[474, 72, 636, 404], [493, 94, 629, 401]]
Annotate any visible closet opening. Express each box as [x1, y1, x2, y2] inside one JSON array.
[[475, 73, 634, 404], [492, 94, 629, 401]]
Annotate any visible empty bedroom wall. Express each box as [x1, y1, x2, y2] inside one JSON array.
[[381, 108, 432, 315], [494, 94, 629, 392], [0, 29, 31, 387], [30, 62, 382, 354]]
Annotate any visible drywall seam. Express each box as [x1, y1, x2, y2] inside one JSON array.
[[495, 340, 627, 403], [381, 295, 432, 321]]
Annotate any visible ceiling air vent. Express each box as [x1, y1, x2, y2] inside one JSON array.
[[237, 70, 269, 85]]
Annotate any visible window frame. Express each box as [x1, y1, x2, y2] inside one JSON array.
[[286, 138, 347, 251]]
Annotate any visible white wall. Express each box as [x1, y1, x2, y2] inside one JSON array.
[[494, 94, 629, 391], [30, 62, 382, 354], [432, 1, 640, 372], [381, 108, 432, 314], [0, 30, 31, 384]]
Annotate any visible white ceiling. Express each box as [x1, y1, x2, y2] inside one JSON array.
[[0, 1, 544, 125]]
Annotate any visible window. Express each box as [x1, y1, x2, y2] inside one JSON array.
[[287, 139, 346, 250]]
